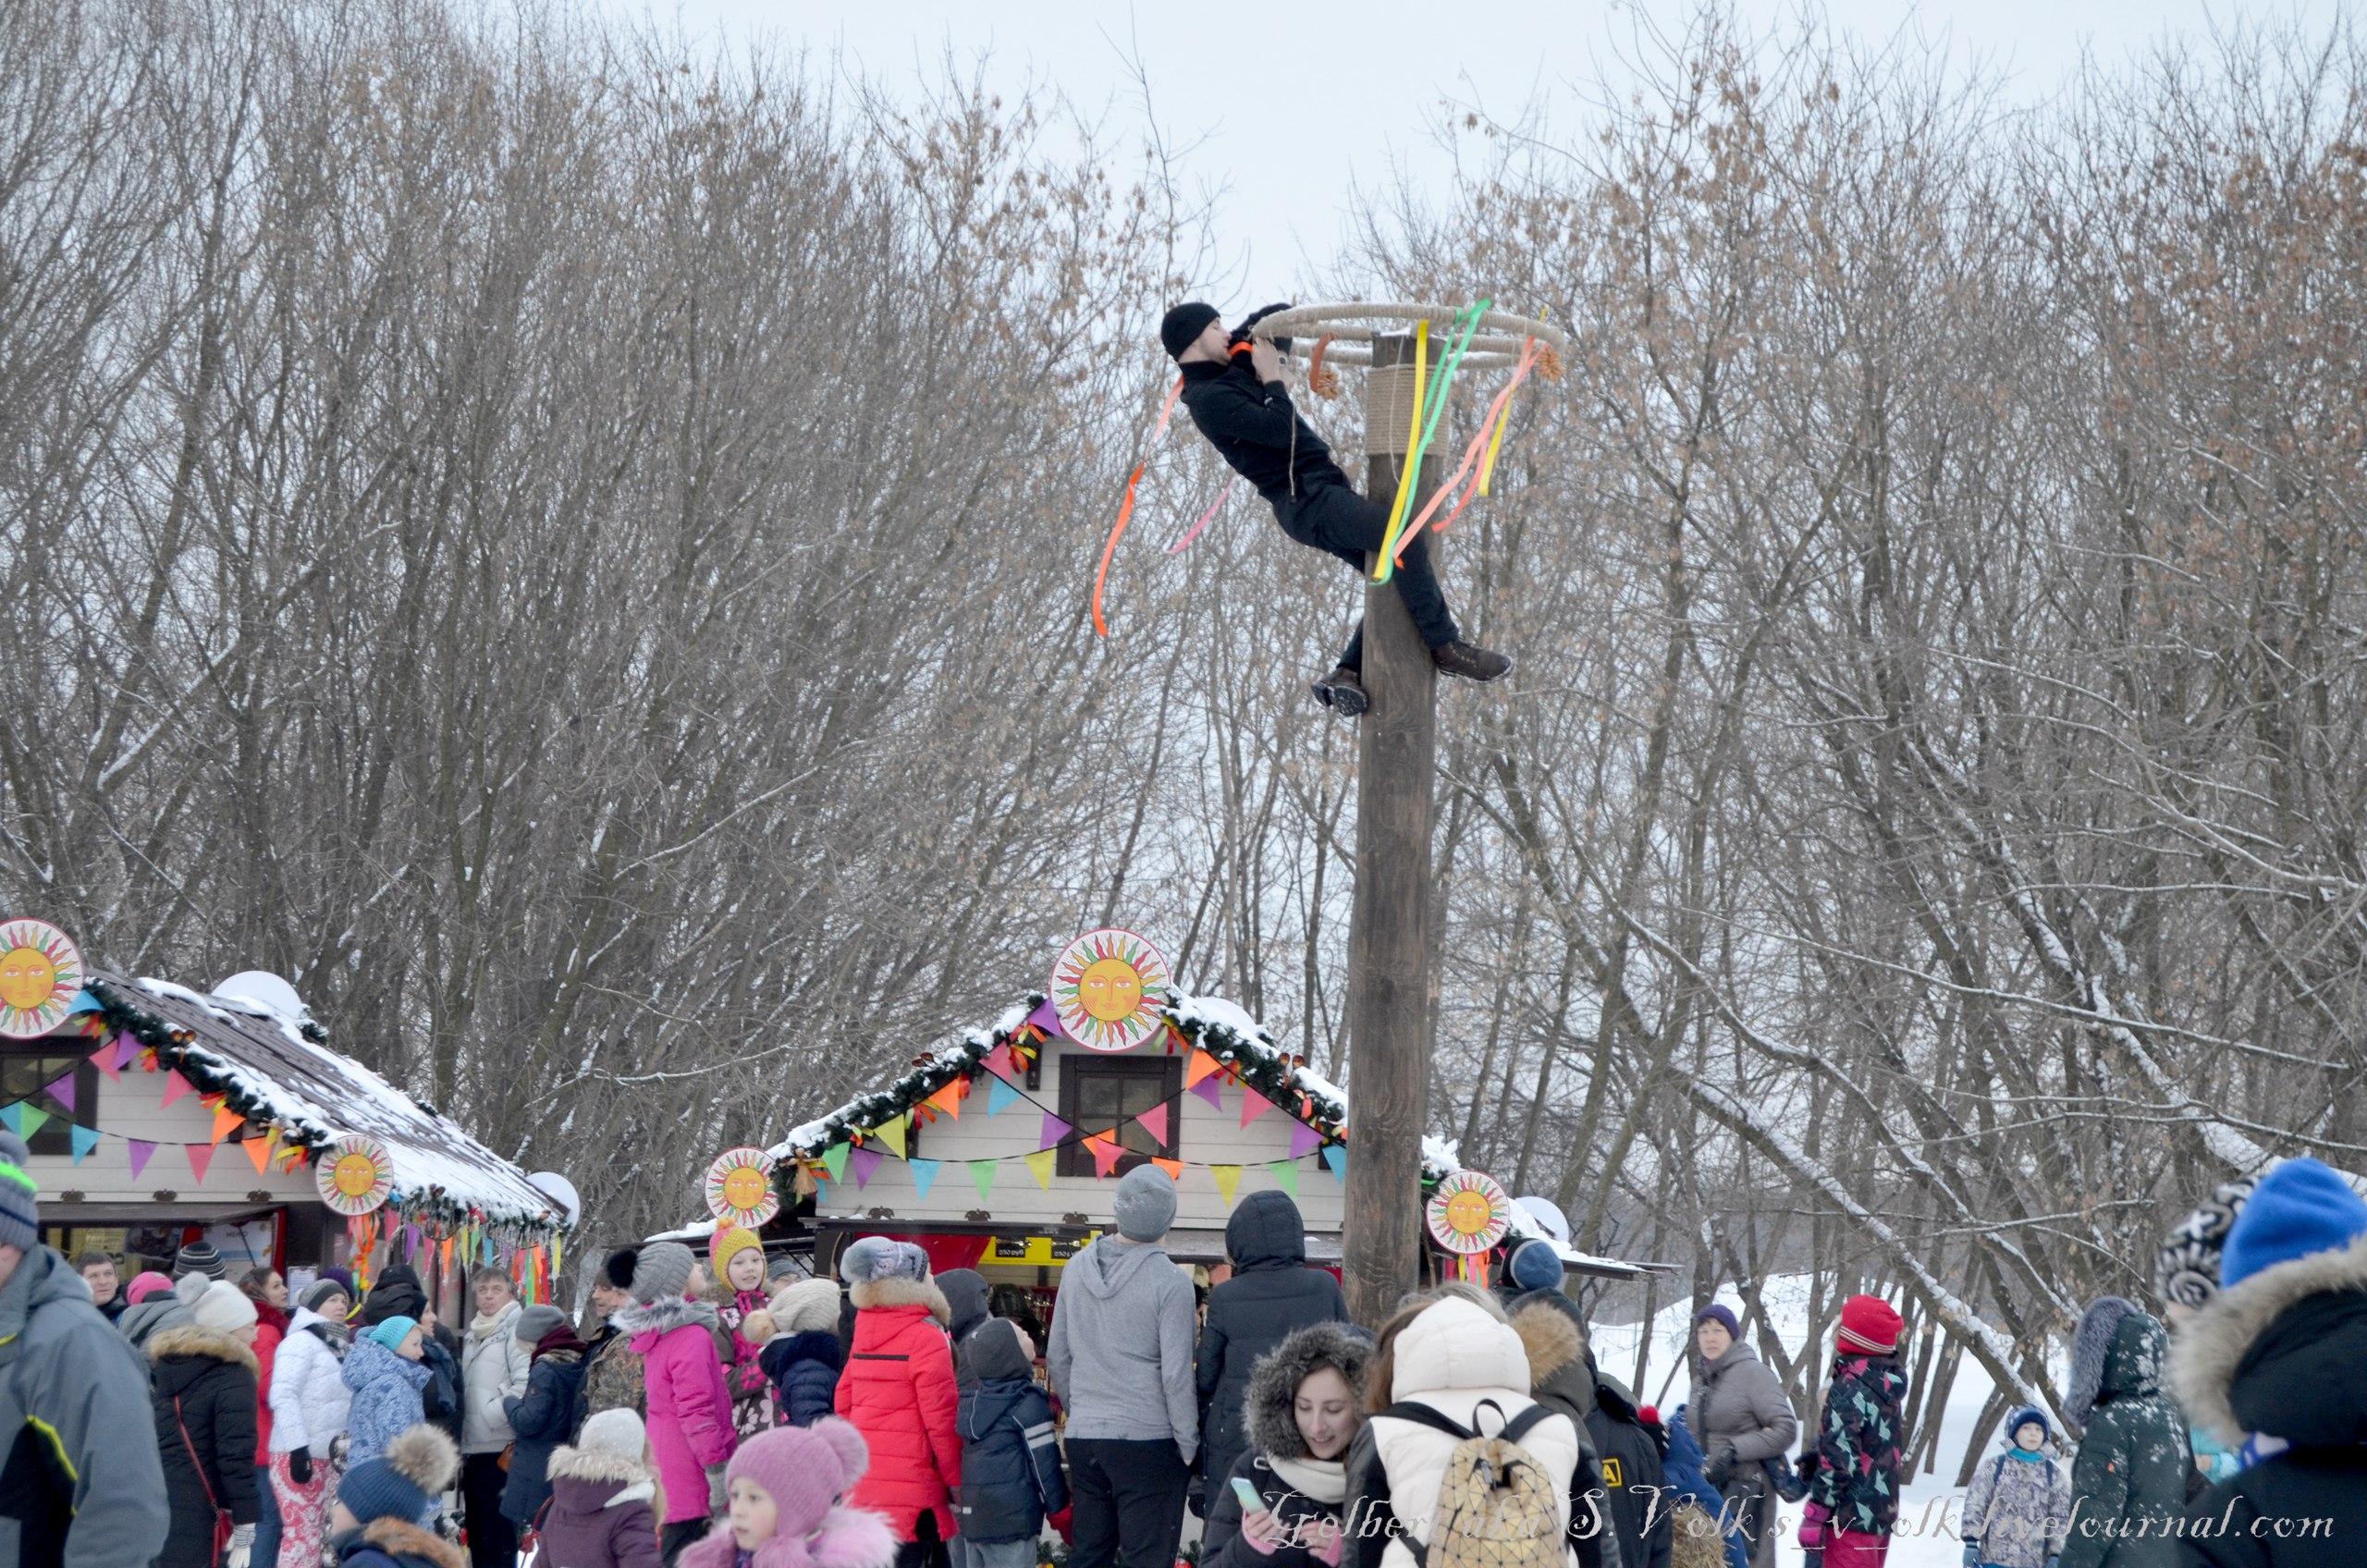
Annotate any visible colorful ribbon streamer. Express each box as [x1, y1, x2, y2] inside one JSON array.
[[1373, 322, 1429, 578], [1375, 302, 1489, 582], [1091, 377, 1184, 636], [1391, 337, 1545, 565], [1163, 480, 1237, 554]]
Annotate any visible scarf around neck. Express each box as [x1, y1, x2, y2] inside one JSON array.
[[1267, 1452, 1348, 1504]]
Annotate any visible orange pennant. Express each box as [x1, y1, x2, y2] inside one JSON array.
[[242, 1128, 279, 1174], [1151, 1157, 1184, 1182], [1184, 1049, 1223, 1088], [925, 1080, 964, 1121], [209, 1104, 245, 1146]]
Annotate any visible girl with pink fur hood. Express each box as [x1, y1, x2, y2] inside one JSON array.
[[680, 1417, 898, 1568]]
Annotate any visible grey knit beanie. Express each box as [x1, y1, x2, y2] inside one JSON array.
[[514, 1303, 568, 1344], [632, 1241, 695, 1304], [1113, 1164, 1177, 1242], [0, 1130, 36, 1254]]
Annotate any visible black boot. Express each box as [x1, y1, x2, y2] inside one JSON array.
[[1311, 666, 1368, 717], [1431, 641, 1513, 682]]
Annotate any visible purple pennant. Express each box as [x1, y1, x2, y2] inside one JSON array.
[[127, 1139, 159, 1180], [849, 1145, 884, 1188], [1024, 997, 1063, 1036], [1189, 1073, 1225, 1110], [1289, 1121, 1322, 1161], [1038, 1111, 1073, 1150], [116, 1033, 144, 1071], [45, 1074, 75, 1114]]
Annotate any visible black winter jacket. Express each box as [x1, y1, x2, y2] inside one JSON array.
[[1196, 1193, 1351, 1500], [1204, 1321, 1368, 1568], [954, 1321, 1068, 1544], [760, 1329, 845, 1427], [2170, 1233, 2367, 1568], [500, 1327, 589, 1526], [941, 1269, 991, 1389], [1587, 1375, 1673, 1568], [1178, 358, 1351, 503], [151, 1323, 263, 1568]]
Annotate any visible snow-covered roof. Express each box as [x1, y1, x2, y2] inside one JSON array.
[[83, 969, 563, 1231]]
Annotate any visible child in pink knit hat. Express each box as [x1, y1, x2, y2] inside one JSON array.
[[681, 1416, 898, 1568]]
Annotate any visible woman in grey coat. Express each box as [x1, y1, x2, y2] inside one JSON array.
[[1687, 1305, 1798, 1568]]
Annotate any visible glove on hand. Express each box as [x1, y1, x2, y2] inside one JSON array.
[[1964, 1548, 1982, 1568], [226, 1522, 256, 1568], [289, 1448, 313, 1485], [1799, 1500, 1831, 1551], [707, 1464, 730, 1514]]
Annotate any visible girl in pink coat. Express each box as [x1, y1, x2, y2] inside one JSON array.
[[615, 1242, 738, 1562]]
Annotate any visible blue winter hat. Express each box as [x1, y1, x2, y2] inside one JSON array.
[[1507, 1237, 1565, 1294], [2005, 1406, 2050, 1443], [2220, 1158, 2367, 1290], [337, 1426, 457, 1525], [365, 1315, 419, 1354]]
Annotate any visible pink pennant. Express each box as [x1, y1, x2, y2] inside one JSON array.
[[849, 1146, 884, 1188], [982, 1043, 1017, 1082], [45, 1074, 75, 1113], [1135, 1102, 1170, 1146], [160, 1070, 195, 1108], [1190, 1073, 1226, 1110], [1038, 1112, 1073, 1151], [1085, 1133, 1124, 1178], [1239, 1087, 1275, 1129], [128, 1139, 159, 1180], [185, 1142, 215, 1184], [91, 1037, 124, 1082], [1289, 1121, 1323, 1160]]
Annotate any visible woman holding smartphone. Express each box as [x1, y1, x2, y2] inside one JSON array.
[[1203, 1324, 1370, 1568]]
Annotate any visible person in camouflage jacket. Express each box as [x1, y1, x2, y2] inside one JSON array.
[[2057, 1298, 2186, 1568], [1798, 1295, 1908, 1568], [580, 1248, 647, 1420], [1961, 1406, 2071, 1568]]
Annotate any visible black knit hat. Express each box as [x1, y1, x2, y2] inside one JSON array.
[[1161, 301, 1219, 360], [602, 1246, 641, 1290]]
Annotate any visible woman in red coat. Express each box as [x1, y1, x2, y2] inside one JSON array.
[[833, 1239, 963, 1568]]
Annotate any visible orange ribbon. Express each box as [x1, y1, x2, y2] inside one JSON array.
[[1091, 377, 1185, 636]]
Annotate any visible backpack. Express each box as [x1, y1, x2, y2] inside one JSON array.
[[1383, 1399, 1570, 1568]]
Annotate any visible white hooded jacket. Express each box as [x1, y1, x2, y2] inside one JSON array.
[[462, 1299, 532, 1452], [268, 1306, 353, 1454]]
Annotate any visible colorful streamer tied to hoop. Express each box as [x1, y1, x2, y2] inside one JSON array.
[[1165, 480, 1237, 554], [1374, 300, 1490, 583], [1373, 322, 1429, 580], [1092, 376, 1184, 637], [1391, 336, 1545, 566]]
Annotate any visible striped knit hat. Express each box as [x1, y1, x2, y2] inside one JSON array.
[[0, 1130, 35, 1253]]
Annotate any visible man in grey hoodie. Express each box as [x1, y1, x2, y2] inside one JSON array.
[[1048, 1164, 1198, 1568]]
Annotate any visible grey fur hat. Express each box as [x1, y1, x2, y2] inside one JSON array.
[[2065, 1295, 2162, 1436], [1242, 1320, 1372, 1460], [840, 1235, 927, 1285]]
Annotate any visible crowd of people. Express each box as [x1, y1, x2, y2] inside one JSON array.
[[3, 1126, 2363, 1568]]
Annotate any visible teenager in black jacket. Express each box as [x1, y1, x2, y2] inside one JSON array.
[[1160, 302, 1513, 716]]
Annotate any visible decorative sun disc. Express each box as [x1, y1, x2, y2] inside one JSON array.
[[1426, 1170, 1514, 1255], [1051, 928, 1171, 1052], [314, 1133, 397, 1217], [0, 918, 83, 1040], [705, 1146, 779, 1226]]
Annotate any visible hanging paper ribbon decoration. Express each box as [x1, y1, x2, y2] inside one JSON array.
[[1092, 377, 1184, 636], [1426, 1170, 1513, 1256], [1375, 302, 1490, 582], [1392, 337, 1545, 565], [1372, 322, 1429, 579], [1163, 480, 1237, 554], [704, 1146, 780, 1228], [315, 1133, 396, 1217], [1306, 333, 1342, 399]]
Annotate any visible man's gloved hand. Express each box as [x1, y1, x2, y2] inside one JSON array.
[[289, 1447, 313, 1485], [706, 1464, 729, 1515], [226, 1521, 256, 1568]]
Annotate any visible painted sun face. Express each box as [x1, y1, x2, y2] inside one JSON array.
[[1426, 1170, 1513, 1256], [0, 947, 56, 1011], [1078, 956, 1146, 1022], [721, 1165, 769, 1212], [1443, 1186, 1494, 1236], [0, 919, 83, 1040], [1052, 928, 1171, 1052]]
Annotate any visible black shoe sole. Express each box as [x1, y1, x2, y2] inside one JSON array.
[[1331, 683, 1368, 717], [1436, 654, 1515, 684]]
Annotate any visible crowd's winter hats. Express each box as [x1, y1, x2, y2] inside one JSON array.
[[770, 1277, 843, 1336], [514, 1304, 568, 1345], [632, 1241, 696, 1305], [2154, 1175, 2259, 1311], [578, 1408, 646, 1466], [601, 1247, 641, 1291], [193, 1280, 260, 1333], [1114, 1163, 1178, 1242], [768, 1253, 801, 1281], [710, 1225, 764, 1281], [1836, 1294, 1904, 1356], [175, 1271, 214, 1306], [1507, 1239, 1567, 1295], [126, 1271, 178, 1305], [338, 1426, 459, 1527], [2220, 1158, 2367, 1290], [727, 1417, 872, 1529], [2005, 1405, 2051, 1444], [0, 1129, 36, 1254], [1161, 301, 1220, 360], [1694, 1304, 1741, 1341], [366, 1315, 420, 1354], [840, 1235, 928, 1286], [299, 1278, 350, 1315], [175, 1241, 227, 1280]]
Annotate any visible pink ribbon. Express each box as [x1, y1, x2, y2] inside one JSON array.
[[1391, 338, 1544, 565], [1164, 480, 1237, 553]]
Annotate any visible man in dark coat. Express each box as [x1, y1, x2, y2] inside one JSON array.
[[2059, 1296, 2187, 1568], [1162, 301, 1513, 717], [1193, 1190, 1349, 1551], [1587, 1372, 1674, 1568], [939, 1268, 991, 1388], [2168, 1158, 2367, 1568]]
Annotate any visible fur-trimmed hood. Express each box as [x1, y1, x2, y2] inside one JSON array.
[[2169, 1230, 2367, 1448], [351, 1514, 465, 1568], [613, 1294, 722, 1339], [1511, 1300, 1588, 1386], [849, 1274, 950, 1321], [149, 1322, 262, 1375], [547, 1440, 656, 1486], [1243, 1320, 1370, 1460], [2066, 1296, 2164, 1436]]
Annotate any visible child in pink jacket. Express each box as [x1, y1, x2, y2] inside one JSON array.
[[615, 1242, 737, 1562]]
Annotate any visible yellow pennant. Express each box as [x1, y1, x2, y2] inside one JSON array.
[[873, 1115, 908, 1159], [1023, 1148, 1058, 1190], [1210, 1164, 1244, 1207]]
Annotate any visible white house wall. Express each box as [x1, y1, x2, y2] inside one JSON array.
[[26, 1071, 317, 1207]]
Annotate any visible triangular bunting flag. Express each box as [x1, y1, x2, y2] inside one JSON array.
[[1239, 1087, 1275, 1129], [17, 1105, 46, 1142], [244, 1128, 280, 1174], [66, 988, 101, 1014], [1184, 1049, 1222, 1087], [116, 1033, 144, 1072], [873, 1115, 907, 1159], [1288, 1121, 1323, 1160], [1023, 1148, 1058, 1190], [1134, 1102, 1170, 1146], [1084, 1133, 1124, 1178], [186, 1142, 215, 1184], [92, 1040, 122, 1081], [160, 1070, 195, 1108], [1037, 1112, 1072, 1151], [0, 1105, 17, 1136], [908, 1158, 941, 1198], [210, 1104, 244, 1146], [1151, 1157, 1184, 1182], [924, 1081, 963, 1120], [969, 1159, 998, 1203], [982, 1043, 1017, 1082], [1322, 1145, 1348, 1182], [70, 1123, 102, 1164], [820, 1142, 851, 1182], [849, 1146, 884, 1188], [1024, 997, 1062, 1035], [1210, 1163, 1244, 1207], [1190, 1073, 1225, 1110], [1269, 1158, 1299, 1197], [128, 1139, 159, 1180], [45, 1074, 75, 1113], [986, 1075, 1022, 1117]]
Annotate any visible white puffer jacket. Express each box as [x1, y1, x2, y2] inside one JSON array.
[[460, 1300, 532, 1452], [268, 1308, 352, 1454], [1359, 1297, 1585, 1568]]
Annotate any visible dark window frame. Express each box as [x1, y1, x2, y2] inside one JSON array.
[[1055, 1054, 1183, 1178], [0, 1036, 103, 1158]]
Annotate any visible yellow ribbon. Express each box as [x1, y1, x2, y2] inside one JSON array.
[[1374, 321, 1428, 574]]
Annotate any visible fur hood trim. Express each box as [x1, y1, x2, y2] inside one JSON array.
[[2065, 1296, 2155, 1436], [547, 1442, 656, 1486], [150, 1323, 262, 1373], [1244, 1321, 1372, 1460], [386, 1425, 461, 1492], [850, 1275, 950, 1320], [614, 1295, 722, 1337], [2169, 1230, 2367, 1446], [360, 1515, 465, 1568], [1512, 1302, 1587, 1384]]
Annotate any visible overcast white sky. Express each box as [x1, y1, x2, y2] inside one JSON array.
[[603, 1, 2341, 292]]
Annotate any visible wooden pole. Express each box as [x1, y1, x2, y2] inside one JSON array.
[[1342, 331, 1439, 1327]]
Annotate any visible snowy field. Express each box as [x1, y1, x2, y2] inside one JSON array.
[[1589, 1277, 2017, 1568]]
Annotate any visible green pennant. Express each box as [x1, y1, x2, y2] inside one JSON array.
[[1268, 1158, 1298, 1198], [969, 1159, 997, 1203], [16, 1105, 46, 1142], [821, 1142, 851, 1182]]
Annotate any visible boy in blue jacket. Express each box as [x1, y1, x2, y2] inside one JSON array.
[[954, 1318, 1069, 1568]]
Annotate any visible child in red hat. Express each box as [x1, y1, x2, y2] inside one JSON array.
[[1797, 1295, 1908, 1568]]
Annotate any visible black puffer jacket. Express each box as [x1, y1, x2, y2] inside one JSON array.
[[2170, 1232, 2367, 1568], [1204, 1322, 1368, 1568], [1196, 1192, 1351, 1513], [150, 1323, 263, 1568], [1586, 1375, 1672, 1568], [1177, 357, 1351, 503], [941, 1269, 991, 1389], [954, 1318, 1068, 1544]]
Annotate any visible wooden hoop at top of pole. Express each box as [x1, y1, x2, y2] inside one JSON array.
[[1248, 302, 1571, 371]]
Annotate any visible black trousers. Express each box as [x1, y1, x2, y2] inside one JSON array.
[[659, 1516, 712, 1566], [460, 1452, 518, 1568], [1067, 1438, 1191, 1568], [1272, 479, 1460, 668], [892, 1509, 951, 1568]]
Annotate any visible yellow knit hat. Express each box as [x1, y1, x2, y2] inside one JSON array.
[[710, 1225, 764, 1283]]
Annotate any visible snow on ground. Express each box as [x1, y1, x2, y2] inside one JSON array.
[[1589, 1275, 2012, 1568]]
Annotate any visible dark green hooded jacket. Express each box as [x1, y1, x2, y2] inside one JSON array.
[[2058, 1297, 2189, 1568]]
